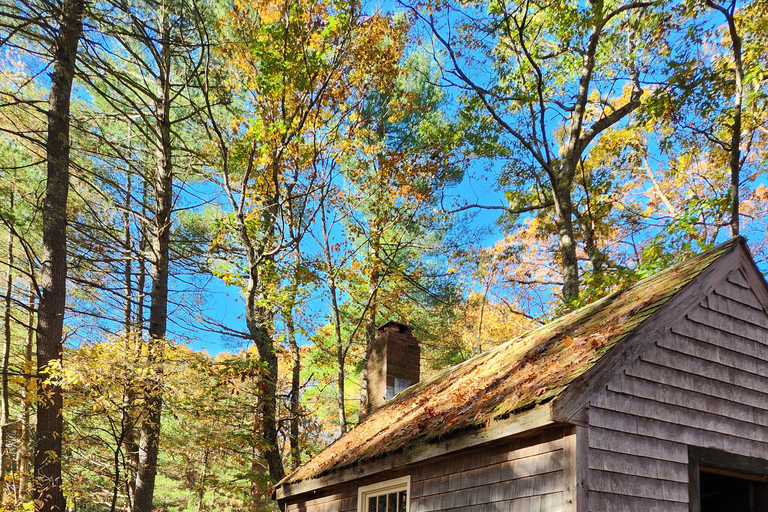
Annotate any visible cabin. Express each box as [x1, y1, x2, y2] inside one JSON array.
[[275, 238, 768, 512]]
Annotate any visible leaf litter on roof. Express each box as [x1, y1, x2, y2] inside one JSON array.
[[280, 238, 740, 486]]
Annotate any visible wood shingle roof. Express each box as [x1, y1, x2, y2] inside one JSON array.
[[278, 238, 750, 490]]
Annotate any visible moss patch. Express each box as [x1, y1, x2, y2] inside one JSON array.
[[280, 239, 740, 486]]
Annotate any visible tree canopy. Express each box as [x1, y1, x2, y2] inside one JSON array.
[[0, 0, 766, 508]]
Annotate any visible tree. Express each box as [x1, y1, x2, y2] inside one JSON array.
[[0, 190, 14, 504], [705, 0, 746, 236], [590, 0, 768, 272], [643, 0, 767, 242], [207, 0, 408, 481], [337, 51, 464, 417], [30, 0, 87, 508], [0, 131, 44, 507], [412, 0, 664, 304], [61, 336, 144, 512], [71, 0, 222, 507]]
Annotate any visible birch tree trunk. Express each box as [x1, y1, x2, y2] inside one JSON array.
[[0, 193, 13, 504]]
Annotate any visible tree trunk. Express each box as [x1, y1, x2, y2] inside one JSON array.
[[124, 432, 139, 510], [128, 180, 148, 509], [137, 178, 148, 331], [552, 177, 579, 303], [359, 225, 380, 418], [553, 17, 601, 305], [701, 0, 744, 237], [284, 242, 302, 468], [195, 439, 211, 512], [320, 206, 347, 433], [725, 8, 743, 237], [221, 153, 285, 483], [110, 445, 121, 512], [286, 304, 301, 469], [584, 229, 605, 273], [244, 290, 284, 482], [124, 181, 146, 507], [473, 279, 489, 355], [124, 161, 133, 329], [34, 0, 85, 508], [121, 128, 138, 512], [16, 275, 35, 502], [248, 422, 268, 512], [133, 6, 172, 510], [1, 194, 13, 505], [243, 283, 284, 486], [331, 279, 347, 434]]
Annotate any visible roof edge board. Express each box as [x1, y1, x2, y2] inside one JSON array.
[[275, 402, 555, 500], [551, 241, 745, 423], [734, 240, 768, 314]]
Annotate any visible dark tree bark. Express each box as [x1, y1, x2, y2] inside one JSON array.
[[704, 0, 743, 237], [543, 2, 643, 303], [218, 152, 285, 482], [34, 0, 86, 508], [286, 248, 302, 468], [552, 178, 579, 302], [246, 291, 284, 481], [132, 10, 173, 510]]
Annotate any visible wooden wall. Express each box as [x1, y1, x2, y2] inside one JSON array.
[[586, 268, 768, 511], [283, 428, 567, 512]]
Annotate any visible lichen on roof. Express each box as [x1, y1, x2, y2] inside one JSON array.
[[280, 238, 740, 486]]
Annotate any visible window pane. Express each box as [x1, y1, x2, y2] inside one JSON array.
[[378, 495, 386, 512], [368, 497, 377, 512], [388, 493, 397, 512], [398, 491, 407, 512]]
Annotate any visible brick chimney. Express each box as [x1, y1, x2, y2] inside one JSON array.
[[366, 321, 420, 413]]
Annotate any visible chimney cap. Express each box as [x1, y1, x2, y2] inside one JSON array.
[[377, 321, 413, 334]]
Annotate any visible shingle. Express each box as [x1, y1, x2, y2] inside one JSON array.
[[279, 238, 740, 485]]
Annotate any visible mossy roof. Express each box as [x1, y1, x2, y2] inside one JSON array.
[[280, 238, 741, 486]]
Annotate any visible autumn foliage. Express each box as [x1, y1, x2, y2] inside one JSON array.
[[0, 0, 766, 509]]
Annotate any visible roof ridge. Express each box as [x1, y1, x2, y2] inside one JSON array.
[[387, 237, 744, 409], [279, 236, 743, 487]]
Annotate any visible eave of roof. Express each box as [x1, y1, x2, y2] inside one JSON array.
[[278, 238, 743, 491]]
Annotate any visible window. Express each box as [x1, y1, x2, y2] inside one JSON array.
[[358, 476, 410, 512], [689, 446, 768, 512], [699, 468, 768, 511]]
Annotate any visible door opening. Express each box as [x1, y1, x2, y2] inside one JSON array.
[[700, 468, 768, 512], [689, 446, 768, 512]]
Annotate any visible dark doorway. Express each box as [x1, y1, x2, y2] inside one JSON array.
[[700, 468, 768, 512], [689, 447, 768, 512]]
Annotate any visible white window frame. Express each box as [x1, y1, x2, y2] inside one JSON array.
[[358, 476, 411, 512]]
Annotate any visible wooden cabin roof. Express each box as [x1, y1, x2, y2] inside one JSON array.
[[278, 238, 747, 488]]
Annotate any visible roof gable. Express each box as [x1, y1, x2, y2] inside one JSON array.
[[279, 238, 755, 489], [551, 240, 754, 423]]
